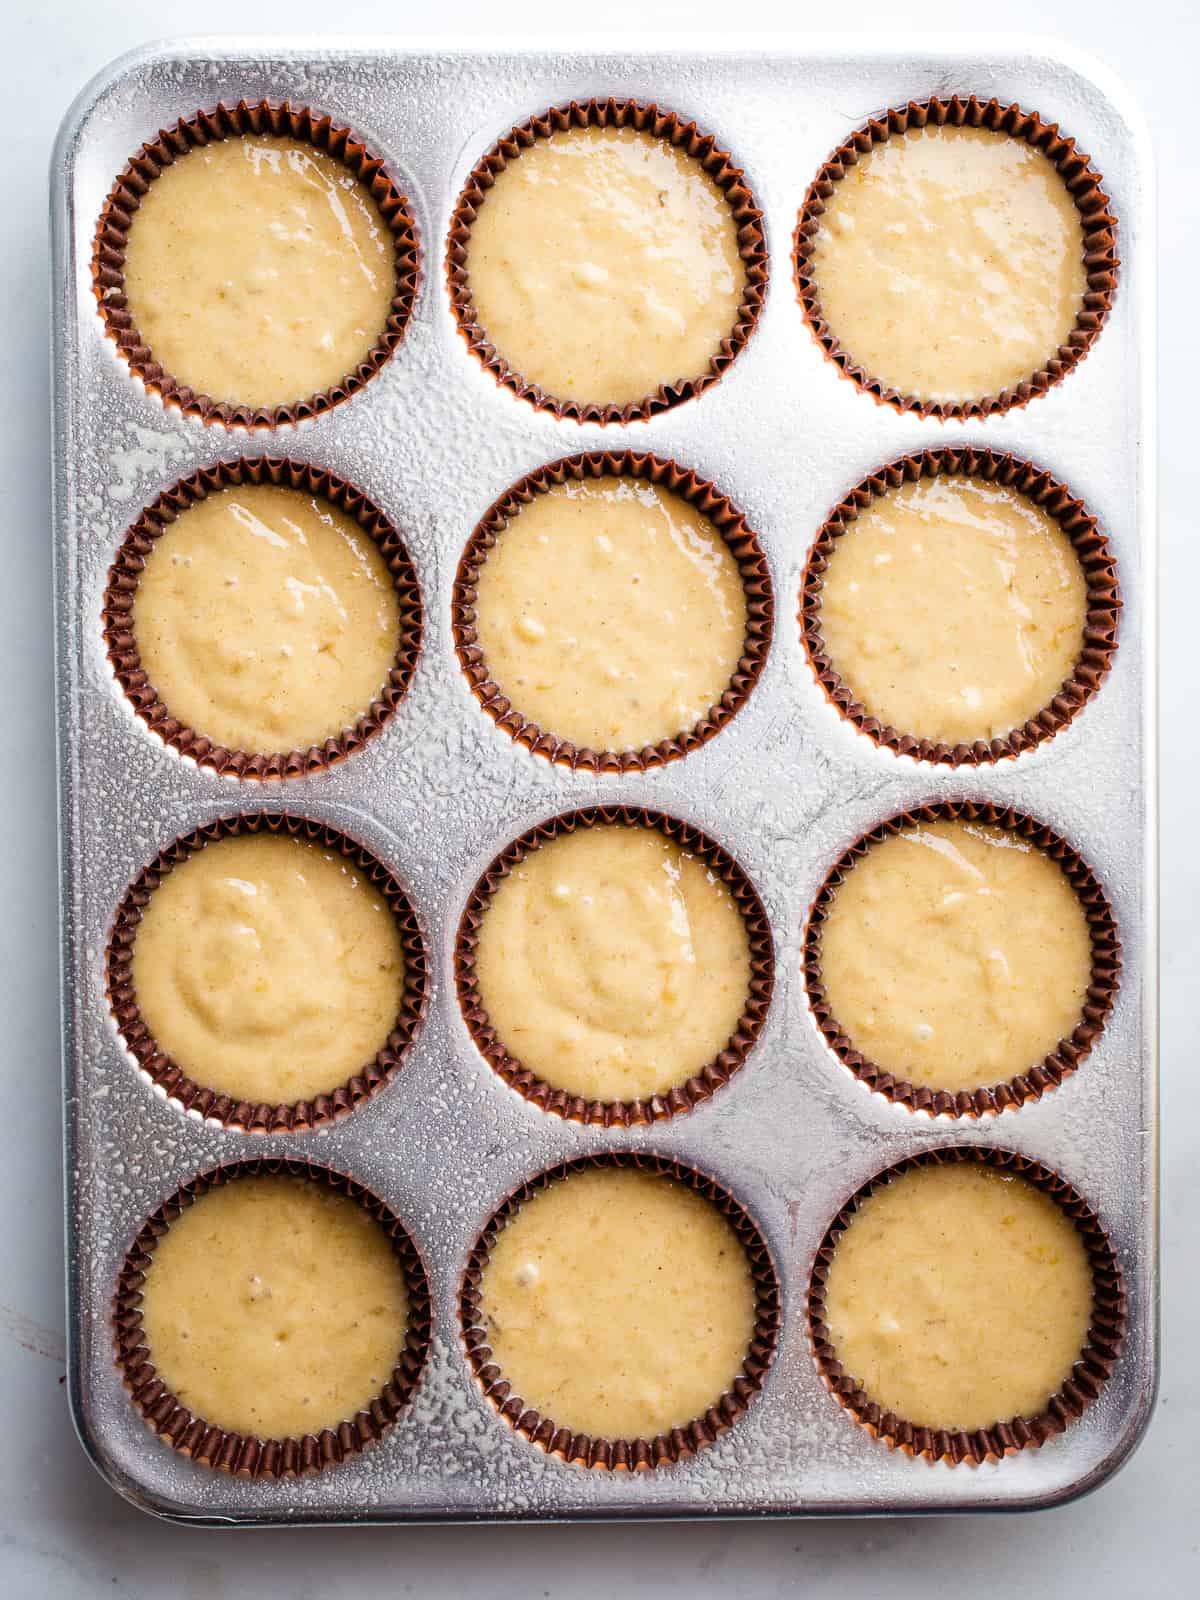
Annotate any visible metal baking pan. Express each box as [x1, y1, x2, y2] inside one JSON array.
[[51, 36, 1157, 1522]]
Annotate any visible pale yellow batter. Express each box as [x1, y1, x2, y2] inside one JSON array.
[[473, 478, 748, 752], [465, 125, 748, 407], [122, 136, 396, 408], [474, 823, 752, 1103], [822, 1162, 1094, 1432], [140, 1175, 409, 1438], [808, 125, 1088, 403], [131, 484, 402, 755], [130, 833, 405, 1105], [479, 1167, 758, 1439], [816, 476, 1088, 745], [818, 819, 1092, 1091]]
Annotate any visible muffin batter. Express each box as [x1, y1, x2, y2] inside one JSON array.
[[808, 124, 1088, 403], [816, 475, 1088, 745], [140, 1175, 409, 1438], [121, 135, 396, 408], [464, 124, 748, 407], [472, 477, 748, 752], [130, 832, 405, 1105], [132, 483, 402, 755], [817, 819, 1092, 1091], [474, 823, 752, 1102], [822, 1162, 1094, 1431], [479, 1167, 758, 1439]]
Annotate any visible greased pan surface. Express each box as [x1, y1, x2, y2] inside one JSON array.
[[52, 39, 1155, 1522]]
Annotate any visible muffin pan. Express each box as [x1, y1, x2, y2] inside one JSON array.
[[52, 42, 1155, 1521]]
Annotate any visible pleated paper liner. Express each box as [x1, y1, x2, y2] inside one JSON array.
[[456, 807, 774, 1126], [807, 1145, 1126, 1465], [114, 1157, 433, 1478], [799, 447, 1121, 766], [106, 813, 428, 1133], [93, 100, 421, 428], [446, 98, 768, 423], [460, 1151, 782, 1470], [792, 95, 1119, 420], [102, 457, 423, 780], [452, 451, 774, 773], [803, 800, 1121, 1117]]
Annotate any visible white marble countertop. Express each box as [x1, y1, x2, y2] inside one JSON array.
[[5, 1, 1193, 1594]]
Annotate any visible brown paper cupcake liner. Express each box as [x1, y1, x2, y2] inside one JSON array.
[[793, 96, 1119, 420], [447, 99, 768, 423], [800, 447, 1121, 765], [460, 1151, 781, 1470], [452, 451, 774, 772], [102, 457, 423, 780], [804, 800, 1121, 1117], [456, 807, 774, 1126], [106, 812, 428, 1132], [114, 1157, 433, 1478], [807, 1144, 1126, 1465], [93, 100, 421, 427]]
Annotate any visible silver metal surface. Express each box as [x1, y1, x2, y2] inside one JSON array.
[[50, 37, 1157, 1523]]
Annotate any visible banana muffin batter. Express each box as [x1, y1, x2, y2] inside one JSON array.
[[807, 124, 1088, 403], [122, 135, 396, 408], [139, 1175, 409, 1438], [464, 124, 747, 407], [478, 1167, 758, 1439], [132, 483, 401, 755], [472, 476, 748, 753], [815, 474, 1088, 746], [822, 1162, 1094, 1432], [474, 822, 752, 1102], [817, 818, 1092, 1091], [130, 833, 405, 1105]]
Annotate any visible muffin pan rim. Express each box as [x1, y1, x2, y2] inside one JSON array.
[[54, 40, 1155, 1524]]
